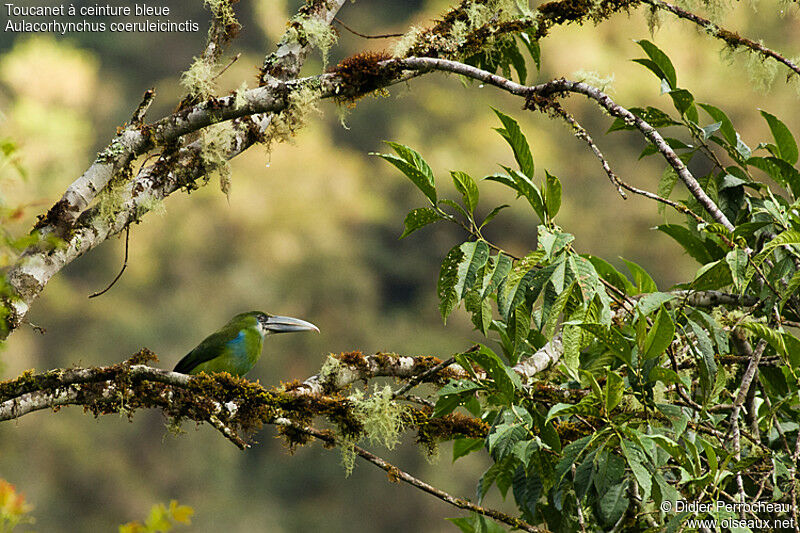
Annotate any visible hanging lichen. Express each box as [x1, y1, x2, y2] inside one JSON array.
[[180, 57, 217, 100], [290, 13, 338, 65], [200, 121, 236, 198], [262, 83, 322, 151]]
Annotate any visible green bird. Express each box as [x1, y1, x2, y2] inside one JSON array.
[[174, 311, 319, 376]]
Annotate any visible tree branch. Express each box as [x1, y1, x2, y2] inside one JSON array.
[[273, 419, 547, 533]]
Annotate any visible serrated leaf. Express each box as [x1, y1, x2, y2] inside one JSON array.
[[544, 280, 575, 339], [453, 438, 485, 462], [493, 108, 534, 179], [479, 204, 510, 228], [519, 32, 540, 70], [642, 306, 675, 360], [656, 166, 679, 215], [687, 319, 716, 400], [598, 481, 629, 527], [698, 103, 736, 146], [451, 170, 480, 213], [636, 292, 676, 317], [544, 171, 561, 219], [635, 40, 677, 89], [620, 440, 652, 503], [400, 207, 443, 238], [481, 253, 513, 299], [512, 464, 542, 521], [488, 422, 528, 461], [725, 248, 748, 292], [691, 259, 733, 291], [555, 435, 593, 481], [604, 371, 624, 413], [376, 144, 437, 204], [621, 258, 658, 294], [477, 456, 517, 503], [439, 244, 465, 321], [455, 241, 491, 299], [656, 224, 713, 264], [760, 109, 798, 165], [740, 322, 787, 355], [584, 255, 636, 295], [467, 345, 522, 402], [578, 323, 633, 366]]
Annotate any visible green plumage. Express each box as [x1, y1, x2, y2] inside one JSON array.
[[174, 311, 318, 377]]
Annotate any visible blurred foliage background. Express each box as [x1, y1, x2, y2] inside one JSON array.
[[0, 0, 798, 530]]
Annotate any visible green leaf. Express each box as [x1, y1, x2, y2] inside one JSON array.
[[376, 142, 437, 204], [578, 323, 633, 366], [691, 259, 733, 291], [467, 345, 522, 402], [635, 39, 677, 90], [493, 108, 535, 179], [656, 167, 679, 215], [584, 255, 636, 295], [668, 88, 694, 116], [481, 253, 513, 299], [608, 106, 680, 132], [656, 224, 713, 264], [451, 170, 480, 213], [518, 32, 540, 71], [544, 280, 575, 339], [507, 168, 546, 222], [465, 290, 492, 335], [555, 435, 593, 481], [439, 244, 465, 321], [760, 109, 798, 164], [477, 456, 516, 503], [604, 371, 624, 413], [636, 292, 676, 317], [642, 306, 675, 360], [488, 422, 528, 461], [740, 322, 787, 356], [544, 171, 561, 220], [455, 241, 491, 299], [453, 438, 484, 462], [698, 103, 736, 146], [725, 248, 748, 292], [621, 258, 658, 293], [621, 439, 652, 502], [687, 320, 716, 400], [598, 481, 629, 527], [400, 207, 443, 239], [479, 204, 510, 228], [512, 465, 542, 521], [747, 156, 800, 196]]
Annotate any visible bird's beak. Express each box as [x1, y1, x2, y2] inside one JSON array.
[[264, 315, 320, 334]]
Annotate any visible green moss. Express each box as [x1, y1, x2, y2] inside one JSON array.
[[180, 57, 217, 100], [291, 13, 338, 65], [572, 69, 615, 92]]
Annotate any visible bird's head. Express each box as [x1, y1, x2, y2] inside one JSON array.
[[251, 311, 320, 337]]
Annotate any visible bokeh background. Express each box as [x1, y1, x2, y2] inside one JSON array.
[[0, 1, 798, 530]]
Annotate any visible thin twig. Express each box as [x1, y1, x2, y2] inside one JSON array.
[[333, 17, 404, 39], [130, 89, 155, 126], [555, 106, 706, 224], [89, 225, 130, 299], [393, 356, 457, 399], [273, 419, 546, 533], [643, 0, 800, 78], [212, 53, 242, 81]]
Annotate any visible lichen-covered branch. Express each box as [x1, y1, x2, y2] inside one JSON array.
[[396, 57, 734, 231], [643, 0, 800, 78]]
